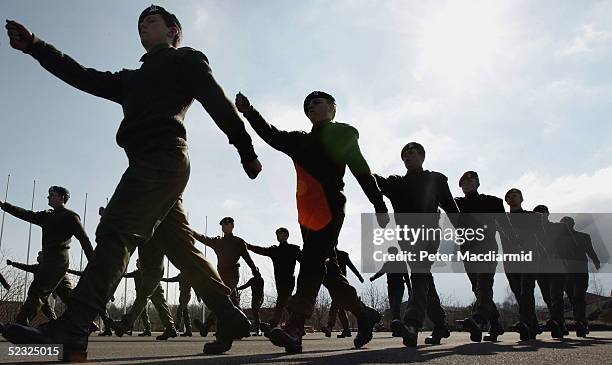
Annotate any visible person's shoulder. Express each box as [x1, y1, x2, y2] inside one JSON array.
[[330, 122, 359, 138], [175, 47, 210, 64], [426, 170, 448, 182], [481, 194, 503, 204]]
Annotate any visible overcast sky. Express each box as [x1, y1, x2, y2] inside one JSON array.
[[1, 0, 611, 307]]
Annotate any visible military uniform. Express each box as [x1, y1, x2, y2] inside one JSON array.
[[161, 272, 192, 334], [370, 256, 411, 322], [454, 192, 505, 332], [247, 241, 301, 326], [237, 276, 264, 333], [124, 268, 174, 332], [0, 203, 94, 325], [565, 227, 600, 333], [324, 249, 363, 335], [7, 13, 258, 355], [242, 99, 387, 351], [375, 168, 459, 332], [504, 208, 543, 339]]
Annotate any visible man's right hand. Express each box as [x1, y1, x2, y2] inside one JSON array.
[[5, 20, 33, 51], [235, 92, 252, 114], [242, 157, 262, 179], [6, 259, 12, 266]]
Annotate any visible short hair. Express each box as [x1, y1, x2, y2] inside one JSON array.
[[49, 186, 70, 203], [401, 142, 426, 160], [276, 227, 289, 235], [533, 205, 549, 214]]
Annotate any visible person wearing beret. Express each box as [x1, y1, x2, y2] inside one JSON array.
[[454, 171, 507, 342], [4, 4, 261, 357], [373, 142, 459, 347], [236, 91, 389, 353]]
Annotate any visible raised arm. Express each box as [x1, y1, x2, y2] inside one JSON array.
[[161, 274, 181, 283], [240, 241, 260, 275], [8, 260, 38, 273], [236, 93, 304, 156], [179, 50, 260, 178], [67, 268, 83, 276], [246, 243, 272, 257], [0, 202, 45, 226], [192, 230, 218, 249], [237, 278, 254, 291], [6, 20, 122, 103]]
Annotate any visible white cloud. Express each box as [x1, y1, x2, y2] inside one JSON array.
[[559, 24, 611, 56]]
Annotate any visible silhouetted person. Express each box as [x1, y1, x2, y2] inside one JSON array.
[[237, 272, 264, 336], [246, 227, 301, 329], [454, 171, 506, 342], [369, 246, 411, 337], [374, 142, 459, 347], [560, 216, 601, 337], [0, 186, 94, 326], [504, 188, 542, 340], [321, 249, 364, 338], [4, 4, 261, 358], [235, 91, 389, 353]]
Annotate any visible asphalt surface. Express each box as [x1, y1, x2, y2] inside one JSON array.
[[0, 331, 611, 364]]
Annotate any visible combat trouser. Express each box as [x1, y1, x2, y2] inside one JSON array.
[[387, 275, 405, 321], [271, 278, 294, 325], [464, 261, 499, 326], [327, 300, 350, 330], [15, 254, 71, 325], [287, 213, 364, 318], [566, 273, 589, 324], [401, 238, 446, 329], [506, 272, 538, 330], [219, 266, 240, 307], [175, 289, 192, 332], [139, 305, 152, 331], [66, 146, 235, 331]]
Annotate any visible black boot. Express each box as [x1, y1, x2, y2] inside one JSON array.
[[89, 322, 100, 334], [390, 319, 403, 337], [424, 325, 450, 345], [268, 314, 305, 354], [3, 315, 89, 362], [203, 306, 251, 355], [514, 321, 531, 341], [137, 329, 152, 337], [462, 317, 483, 343], [353, 306, 381, 348], [180, 329, 193, 337], [113, 318, 132, 337], [547, 319, 564, 339], [337, 329, 352, 338], [193, 318, 210, 337], [576, 321, 589, 338], [320, 325, 332, 338], [400, 323, 419, 347], [97, 328, 113, 336], [260, 322, 272, 338], [156, 325, 178, 340], [483, 323, 504, 342]]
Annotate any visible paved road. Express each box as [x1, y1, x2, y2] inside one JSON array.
[[1, 331, 611, 364]]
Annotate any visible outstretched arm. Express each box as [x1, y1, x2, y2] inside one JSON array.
[[160, 274, 181, 283], [192, 230, 218, 249], [236, 93, 304, 156], [237, 278, 254, 291], [0, 202, 45, 226], [5, 20, 122, 103], [8, 260, 38, 273], [345, 255, 364, 283], [246, 243, 272, 257]]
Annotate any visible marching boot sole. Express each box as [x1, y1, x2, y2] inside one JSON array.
[[269, 328, 302, 353], [462, 319, 482, 343]]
